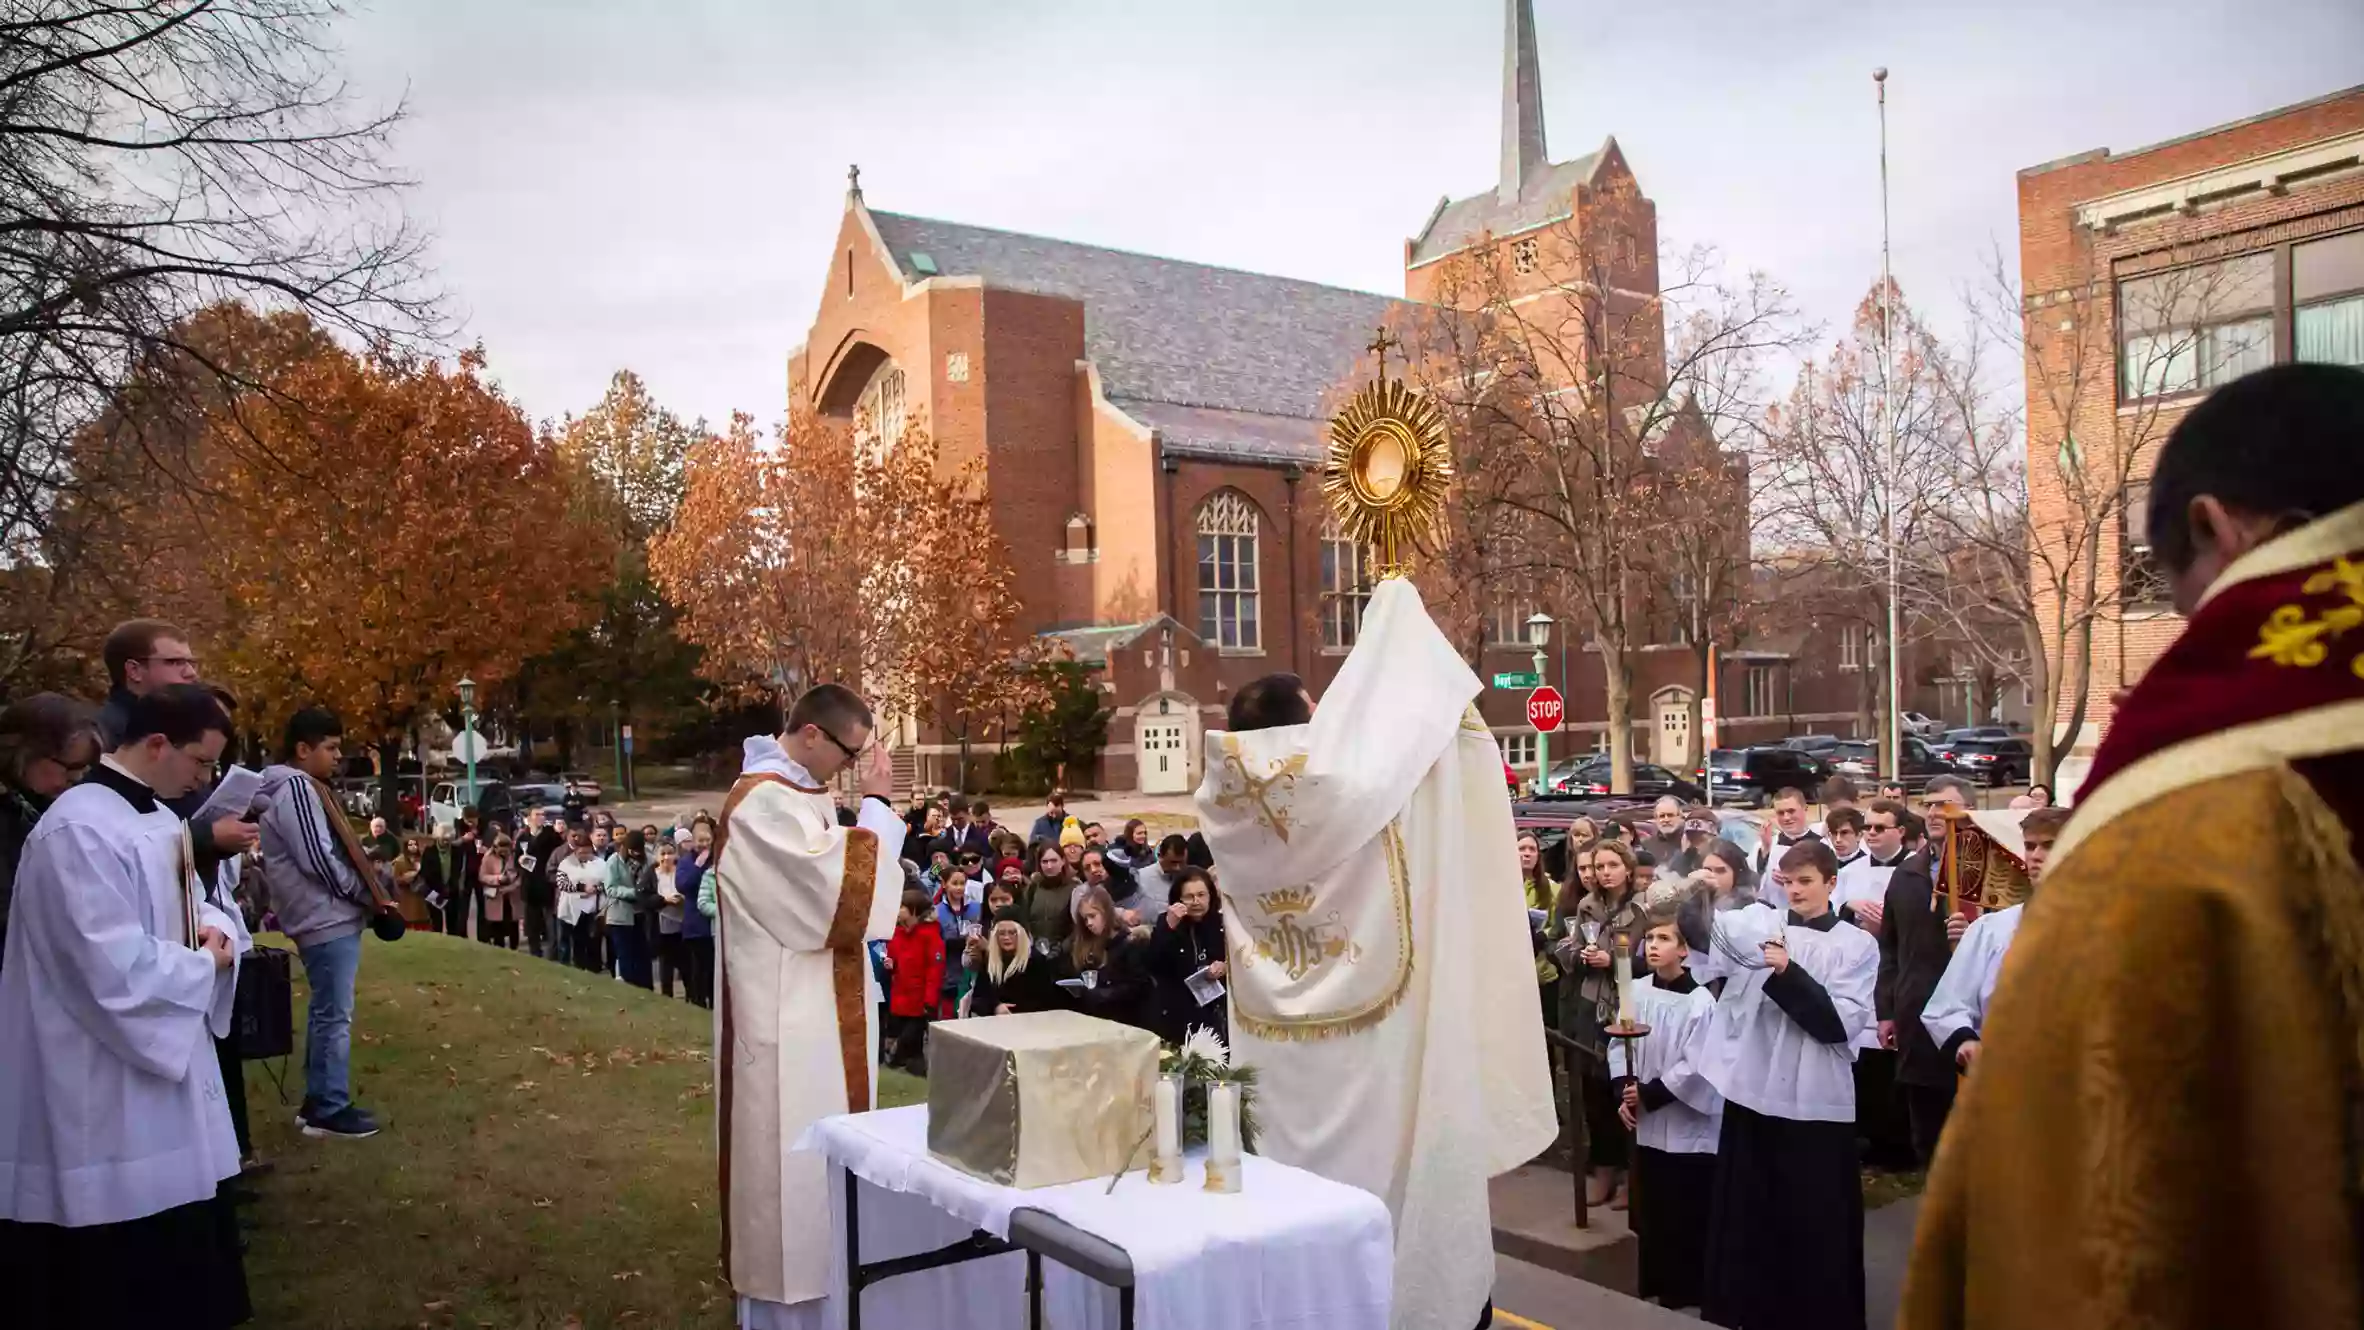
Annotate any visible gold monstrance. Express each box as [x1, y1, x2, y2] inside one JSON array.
[[1323, 327, 1453, 580]]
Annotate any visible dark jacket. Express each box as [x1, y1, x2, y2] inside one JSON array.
[[936, 824, 991, 865], [418, 842, 474, 908], [0, 782, 53, 955], [1019, 874, 1075, 952], [1875, 849, 1953, 1087], [522, 825, 565, 908], [968, 953, 1058, 1017], [1141, 909, 1228, 1046], [1056, 930, 1150, 1029]]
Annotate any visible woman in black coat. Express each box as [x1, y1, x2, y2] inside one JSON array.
[[965, 906, 1060, 1017], [0, 694, 100, 974], [1056, 884, 1150, 1029], [1140, 865, 1228, 1047]]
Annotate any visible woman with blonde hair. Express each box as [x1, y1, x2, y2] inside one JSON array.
[[1550, 839, 1647, 1208], [966, 906, 1056, 1017]]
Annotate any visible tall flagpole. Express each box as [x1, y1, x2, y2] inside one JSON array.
[[1876, 66, 1902, 782]]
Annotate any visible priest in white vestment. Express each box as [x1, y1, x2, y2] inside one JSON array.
[[0, 684, 249, 1327], [1196, 578, 1559, 1330], [715, 684, 907, 1330]]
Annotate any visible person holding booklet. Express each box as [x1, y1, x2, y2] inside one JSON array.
[[1140, 864, 1228, 1045]]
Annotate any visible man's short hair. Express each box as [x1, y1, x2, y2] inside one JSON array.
[[2147, 363, 2364, 575], [2021, 806, 2072, 839], [1228, 673, 1311, 733], [1779, 839, 1840, 881], [1046, 790, 1066, 806], [1824, 806, 1866, 835], [1157, 833, 1190, 857], [280, 706, 344, 759], [119, 683, 232, 748], [785, 683, 873, 740], [103, 618, 186, 688], [1866, 797, 1910, 828], [1819, 775, 1859, 805], [1924, 774, 1975, 801], [970, 799, 990, 819], [1772, 786, 1808, 808]]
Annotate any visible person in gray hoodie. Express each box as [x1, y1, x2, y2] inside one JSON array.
[[256, 706, 385, 1140]]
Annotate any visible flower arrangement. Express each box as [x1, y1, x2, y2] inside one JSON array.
[[1163, 1027, 1259, 1153]]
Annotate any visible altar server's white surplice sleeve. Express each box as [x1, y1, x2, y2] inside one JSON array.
[[1921, 909, 2014, 1053], [23, 821, 222, 1082]]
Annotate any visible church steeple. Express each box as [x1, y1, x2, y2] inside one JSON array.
[[1498, 0, 1548, 206]]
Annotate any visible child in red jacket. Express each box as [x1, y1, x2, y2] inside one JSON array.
[[883, 888, 944, 1073]]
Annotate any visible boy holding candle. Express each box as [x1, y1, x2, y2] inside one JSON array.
[[1611, 910, 1722, 1311], [1679, 838, 1878, 1330]]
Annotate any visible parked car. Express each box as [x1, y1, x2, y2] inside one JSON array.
[[1545, 756, 1706, 804], [333, 777, 377, 819], [1931, 726, 2016, 765], [1696, 747, 1748, 797], [508, 781, 568, 820], [1829, 737, 1953, 790], [1722, 745, 1836, 808], [470, 781, 525, 835], [562, 771, 603, 804], [1781, 734, 1844, 754], [1950, 737, 2034, 786], [1901, 711, 1946, 739]]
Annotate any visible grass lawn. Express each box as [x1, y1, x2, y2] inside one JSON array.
[[239, 931, 922, 1329]]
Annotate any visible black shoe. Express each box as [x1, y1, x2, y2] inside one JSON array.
[[295, 1095, 319, 1127], [301, 1106, 381, 1139]]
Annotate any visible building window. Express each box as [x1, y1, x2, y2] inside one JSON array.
[[2118, 253, 2275, 400], [1485, 585, 1541, 646], [1196, 490, 1261, 652], [1741, 664, 1777, 717], [2296, 230, 2364, 368], [945, 351, 971, 383], [2120, 480, 2172, 610], [1319, 522, 1368, 651], [855, 363, 906, 456], [1499, 733, 1537, 768], [1511, 238, 1539, 276], [1839, 625, 1861, 672]]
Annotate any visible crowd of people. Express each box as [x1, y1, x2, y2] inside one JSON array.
[[1519, 770, 2067, 1324]]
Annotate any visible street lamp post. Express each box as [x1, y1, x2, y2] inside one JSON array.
[[1527, 612, 1555, 793], [457, 676, 479, 817], [1876, 66, 1903, 783]]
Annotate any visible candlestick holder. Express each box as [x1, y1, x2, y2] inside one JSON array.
[[1604, 1021, 1651, 1216], [1149, 1073, 1185, 1185], [1204, 1081, 1243, 1193]]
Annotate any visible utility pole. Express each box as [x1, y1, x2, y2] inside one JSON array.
[[1876, 66, 1903, 782]]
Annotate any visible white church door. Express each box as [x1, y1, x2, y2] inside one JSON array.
[[1138, 719, 1190, 794], [1654, 689, 1694, 768]]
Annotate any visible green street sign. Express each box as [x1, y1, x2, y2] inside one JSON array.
[[1492, 671, 1541, 689]]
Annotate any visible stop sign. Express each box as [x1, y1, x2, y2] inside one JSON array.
[[1526, 686, 1565, 733]]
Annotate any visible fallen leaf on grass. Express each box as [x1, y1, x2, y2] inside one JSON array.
[[611, 1270, 642, 1281], [423, 1300, 450, 1312], [531, 1197, 553, 1208], [512, 1080, 538, 1091]]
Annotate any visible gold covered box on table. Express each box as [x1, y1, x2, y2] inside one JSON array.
[[926, 1010, 1160, 1189]]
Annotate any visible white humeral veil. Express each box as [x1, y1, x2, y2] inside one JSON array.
[[1196, 578, 1558, 1330]]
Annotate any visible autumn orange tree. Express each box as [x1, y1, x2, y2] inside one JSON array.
[[99, 305, 611, 790], [651, 400, 1039, 764]]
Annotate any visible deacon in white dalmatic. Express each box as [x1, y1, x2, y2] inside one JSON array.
[[1196, 578, 1558, 1330], [0, 685, 249, 1327], [713, 683, 907, 1330]]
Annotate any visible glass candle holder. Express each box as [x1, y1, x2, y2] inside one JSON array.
[[1203, 1081, 1243, 1194], [1149, 1072, 1185, 1185]]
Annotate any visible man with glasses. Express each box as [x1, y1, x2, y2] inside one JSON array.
[[94, 620, 258, 872], [716, 684, 907, 1330]]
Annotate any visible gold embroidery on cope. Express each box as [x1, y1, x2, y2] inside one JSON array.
[[1231, 822, 1415, 1042], [2251, 556, 2364, 676], [1209, 736, 1309, 843], [1245, 885, 1364, 982]]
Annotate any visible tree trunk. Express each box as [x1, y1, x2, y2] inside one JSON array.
[[2026, 620, 2057, 784], [957, 723, 973, 794], [1602, 632, 1633, 792]]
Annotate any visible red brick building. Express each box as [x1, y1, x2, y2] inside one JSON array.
[[785, 0, 1978, 794], [2016, 86, 2364, 781]]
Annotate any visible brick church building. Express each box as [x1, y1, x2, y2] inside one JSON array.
[[788, 1, 1887, 794]]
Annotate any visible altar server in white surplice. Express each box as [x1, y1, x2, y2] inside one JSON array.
[[714, 684, 907, 1330], [0, 685, 250, 1328], [1196, 578, 1558, 1330]]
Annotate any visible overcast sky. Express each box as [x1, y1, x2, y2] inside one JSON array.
[[341, 0, 2364, 429]]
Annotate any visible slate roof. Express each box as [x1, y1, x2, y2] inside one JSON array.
[[868, 211, 1407, 461], [1407, 149, 1600, 268], [1108, 399, 1327, 467]]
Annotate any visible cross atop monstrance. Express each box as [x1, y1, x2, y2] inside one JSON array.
[[1324, 323, 1452, 580]]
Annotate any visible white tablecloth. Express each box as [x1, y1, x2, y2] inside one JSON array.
[[794, 1104, 1393, 1330]]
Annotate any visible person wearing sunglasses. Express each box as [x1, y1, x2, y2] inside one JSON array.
[[716, 683, 906, 1330], [0, 693, 102, 975]]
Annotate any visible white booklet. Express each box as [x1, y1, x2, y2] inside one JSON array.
[[195, 765, 266, 827], [1185, 966, 1226, 1007]]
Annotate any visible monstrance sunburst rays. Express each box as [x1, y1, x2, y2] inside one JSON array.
[[1322, 375, 1453, 580]]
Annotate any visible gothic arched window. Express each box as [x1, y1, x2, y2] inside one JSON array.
[[1196, 490, 1261, 652], [1320, 518, 1368, 650]]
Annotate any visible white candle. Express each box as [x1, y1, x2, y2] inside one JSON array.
[[1151, 1074, 1183, 1183], [1208, 1083, 1241, 1162], [1613, 946, 1635, 1030]]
